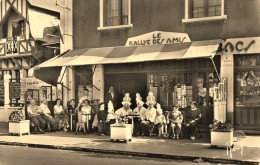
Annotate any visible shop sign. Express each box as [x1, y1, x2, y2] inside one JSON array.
[[220, 37, 260, 54], [125, 31, 191, 46]]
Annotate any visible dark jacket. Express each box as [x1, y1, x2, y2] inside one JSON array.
[[67, 105, 77, 114], [187, 108, 202, 123]]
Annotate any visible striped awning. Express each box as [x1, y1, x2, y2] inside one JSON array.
[[36, 39, 220, 68]]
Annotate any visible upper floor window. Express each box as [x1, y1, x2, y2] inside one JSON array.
[[12, 20, 25, 38], [98, 0, 133, 30], [183, 0, 227, 23], [192, 0, 221, 18]]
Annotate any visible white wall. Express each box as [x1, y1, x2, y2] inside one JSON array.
[[60, 0, 74, 107]]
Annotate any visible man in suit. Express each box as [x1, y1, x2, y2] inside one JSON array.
[[105, 86, 117, 110]]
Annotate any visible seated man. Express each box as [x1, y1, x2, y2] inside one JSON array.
[[115, 93, 132, 124], [27, 99, 45, 133], [40, 99, 59, 132], [141, 92, 157, 137], [132, 93, 146, 136], [168, 105, 183, 140], [186, 101, 202, 140]]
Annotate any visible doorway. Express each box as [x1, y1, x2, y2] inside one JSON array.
[[105, 73, 147, 109]]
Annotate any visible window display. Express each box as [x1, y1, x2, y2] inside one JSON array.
[[235, 70, 260, 105]]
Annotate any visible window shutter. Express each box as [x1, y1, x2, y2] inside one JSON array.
[[122, 0, 128, 25]]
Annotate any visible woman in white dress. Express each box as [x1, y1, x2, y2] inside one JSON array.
[[54, 99, 69, 131], [81, 99, 93, 131]]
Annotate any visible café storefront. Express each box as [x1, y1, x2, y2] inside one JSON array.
[[36, 31, 222, 129]]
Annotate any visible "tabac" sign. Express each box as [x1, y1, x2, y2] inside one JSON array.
[[125, 31, 191, 46]]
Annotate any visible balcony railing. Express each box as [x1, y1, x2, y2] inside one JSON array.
[[0, 37, 35, 56]]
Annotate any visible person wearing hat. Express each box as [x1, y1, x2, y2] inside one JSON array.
[[186, 101, 202, 140], [155, 103, 167, 138], [141, 92, 157, 137], [132, 93, 146, 136], [168, 105, 183, 140], [115, 93, 133, 123]]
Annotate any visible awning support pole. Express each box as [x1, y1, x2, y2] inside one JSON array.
[[59, 66, 68, 84], [210, 57, 220, 81], [92, 64, 97, 75], [68, 66, 100, 91], [60, 83, 70, 90]]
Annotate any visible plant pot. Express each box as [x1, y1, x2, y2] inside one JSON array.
[[9, 120, 30, 136], [211, 129, 233, 147]]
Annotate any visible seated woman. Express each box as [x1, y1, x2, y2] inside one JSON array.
[[54, 99, 69, 131], [40, 98, 59, 132], [186, 101, 202, 140], [81, 99, 93, 131], [67, 99, 78, 130]]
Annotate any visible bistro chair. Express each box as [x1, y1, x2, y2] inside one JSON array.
[[75, 111, 86, 135]]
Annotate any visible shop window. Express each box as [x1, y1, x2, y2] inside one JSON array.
[[98, 0, 133, 30], [182, 0, 227, 23], [235, 55, 260, 67], [235, 71, 260, 106]]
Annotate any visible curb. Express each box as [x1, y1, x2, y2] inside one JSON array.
[[0, 141, 258, 165]]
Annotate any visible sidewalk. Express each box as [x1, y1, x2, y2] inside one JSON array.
[[0, 122, 259, 164]]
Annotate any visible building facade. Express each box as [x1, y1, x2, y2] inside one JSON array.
[[0, 0, 61, 121], [52, 0, 260, 133]]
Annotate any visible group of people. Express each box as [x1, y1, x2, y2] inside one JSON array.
[[27, 87, 202, 140], [101, 87, 202, 140], [27, 98, 68, 133]]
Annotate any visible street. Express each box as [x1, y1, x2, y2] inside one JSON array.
[[0, 145, 216, 165]]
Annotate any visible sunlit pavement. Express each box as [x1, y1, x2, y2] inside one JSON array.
[[0, 122, 259, 164]]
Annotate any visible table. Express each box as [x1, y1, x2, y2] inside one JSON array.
[[126, 114, 140, 134], [67, 113, 76, 131]]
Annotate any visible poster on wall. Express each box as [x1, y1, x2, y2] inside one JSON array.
[[19, 78, 57, 103]]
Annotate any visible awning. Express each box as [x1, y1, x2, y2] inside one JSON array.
[[34, 67, 62, 86], [36, 39, 220, 68], [28, 8, 60, 40]]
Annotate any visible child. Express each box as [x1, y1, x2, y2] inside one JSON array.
[[169, 105, 183, 140], [155, 103, 166, 138], [105, 101, 117, 135], [97, 103, 106, 136]]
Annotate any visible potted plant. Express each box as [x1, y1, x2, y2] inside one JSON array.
[[209, 120, 233, 147], [9, 109, 30, 136]]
